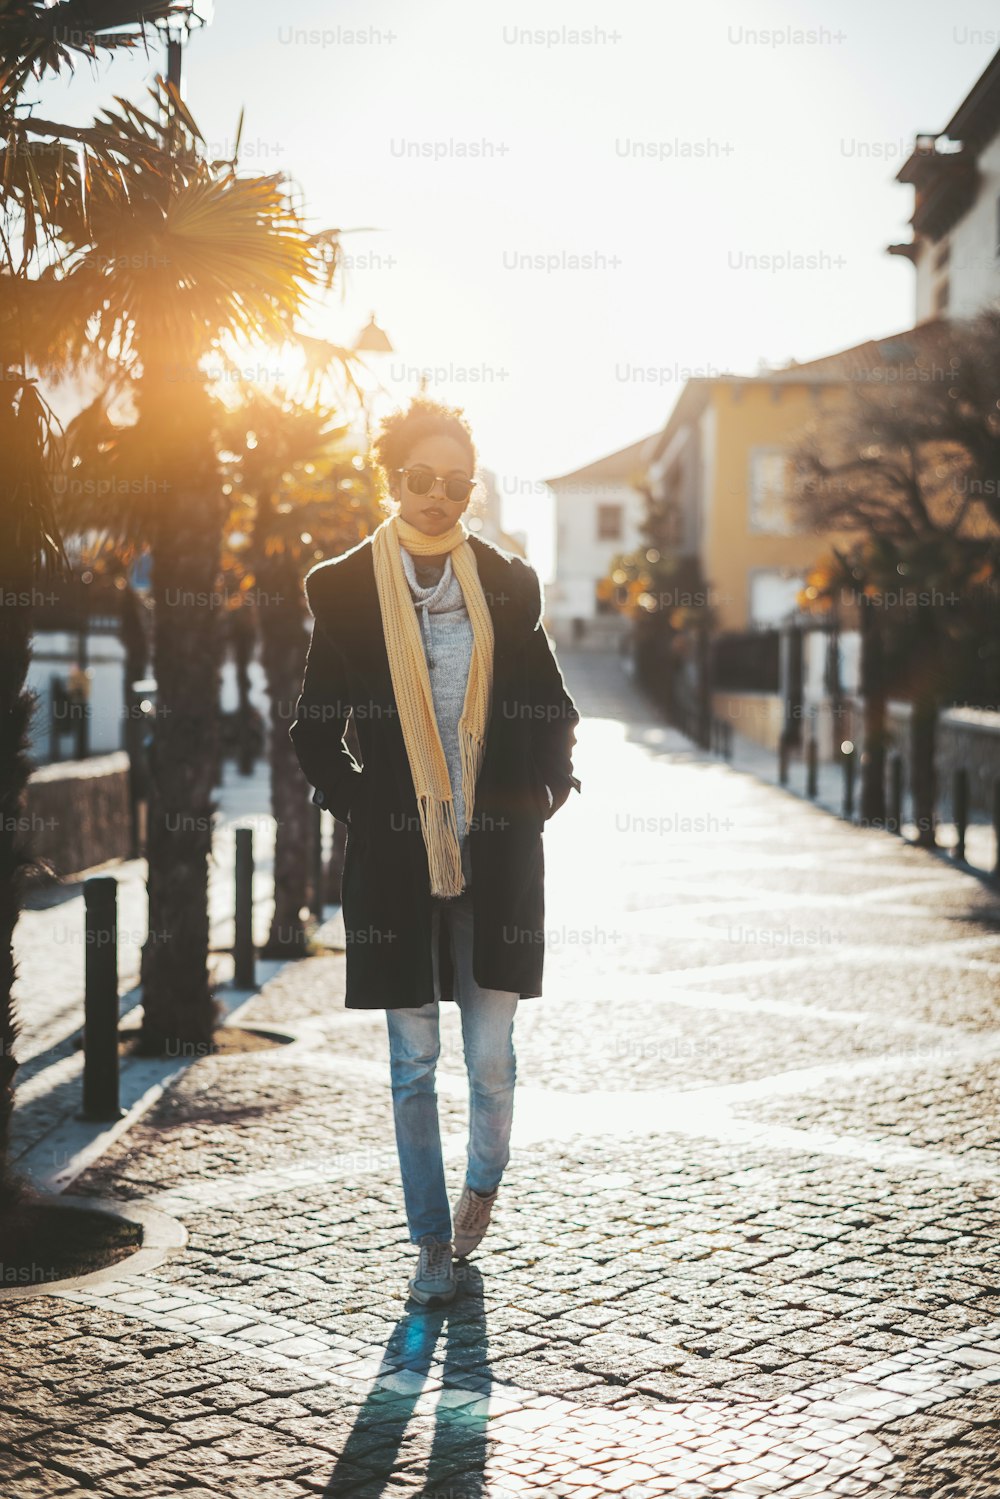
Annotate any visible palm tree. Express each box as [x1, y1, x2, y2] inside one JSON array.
[[0, 0, 194, 1211], [44, 88, 340, 1048]]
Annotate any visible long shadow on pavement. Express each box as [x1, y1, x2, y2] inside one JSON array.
[[323, 1261, 492, 1497]]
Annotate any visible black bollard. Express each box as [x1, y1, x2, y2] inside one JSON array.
[[724, 721, 733, 762], [952, 768, 968, 863], [234, 826, 255, 988], [842, 745, 856, 820], [889, 753, 903, 835], [778, 731, 790, 787], [81, 876, 123, 1122], [807, 735, 819, 799]]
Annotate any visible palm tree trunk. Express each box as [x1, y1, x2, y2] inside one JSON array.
[[138, 378, 226, 1051], [0, 377, 68, 1209], [0, 603, 33, 1207]]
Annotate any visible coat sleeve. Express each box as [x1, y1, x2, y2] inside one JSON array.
[[288, 569, 363, 826], [520, 563, 582, 819]]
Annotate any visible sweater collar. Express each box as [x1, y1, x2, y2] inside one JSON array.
[[399, 543, 454, 604]]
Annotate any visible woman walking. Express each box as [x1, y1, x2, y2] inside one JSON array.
[[290, 398, 581, 1305]]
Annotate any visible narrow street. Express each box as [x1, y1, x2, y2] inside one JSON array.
[[3, 649, 999, 1498]]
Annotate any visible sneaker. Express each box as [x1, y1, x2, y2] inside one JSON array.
[[408, 1237, 457, 1305], [452, 1183, 498, 1258]]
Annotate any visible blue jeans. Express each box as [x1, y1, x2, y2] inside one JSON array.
[[385, 886, 519, 1246]]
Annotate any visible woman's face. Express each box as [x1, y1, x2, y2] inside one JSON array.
[[392, 433, 475, 541]]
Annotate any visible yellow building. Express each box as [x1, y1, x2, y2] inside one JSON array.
[[646, 324, 948, 633]]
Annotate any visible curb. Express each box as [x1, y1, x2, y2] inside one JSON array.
[[0, 1193, 187, 1301], [14, 978, 296, 1195]]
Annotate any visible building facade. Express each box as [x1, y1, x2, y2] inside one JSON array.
[[544, 436, 653, 628], [889, 47, 1000, 321], [645, 374, 837, 633], [643, 322, 954, 635]]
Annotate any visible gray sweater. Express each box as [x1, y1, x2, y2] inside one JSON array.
[[313, 548, 553, 853], [400, 547, 476, 884]]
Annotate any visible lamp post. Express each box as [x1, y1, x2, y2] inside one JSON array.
[[351, 311, 396, 468], [155, 1, 214, 97]]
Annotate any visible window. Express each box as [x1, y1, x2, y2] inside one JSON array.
[[596, 503, 623, 541], [748, 447, 796, 535]]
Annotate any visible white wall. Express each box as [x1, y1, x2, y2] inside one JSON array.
[[914, 238, 943, 324], [914, 133, 1000, 322], [802, 627, 861, 698], [550, 479, 645, 621], [26, 631, 127, 762], [28, 628, 272, 766], [748, 571, 805, 626]]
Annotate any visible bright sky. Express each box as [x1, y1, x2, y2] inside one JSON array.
[[36, 0, 1000, 576]]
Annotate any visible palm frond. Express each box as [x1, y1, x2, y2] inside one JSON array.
[[1, 80, 204, 260], [0, 2, 189, 113], [75, 167, 319, 369], [0, 369, 70, 583]]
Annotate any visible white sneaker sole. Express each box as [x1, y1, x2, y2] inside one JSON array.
[[407, 1279, 457, 1305]]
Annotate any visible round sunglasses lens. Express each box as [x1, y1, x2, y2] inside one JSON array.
[[405, 468, 433, 495]]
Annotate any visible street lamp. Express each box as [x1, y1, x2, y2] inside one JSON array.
[[154, 1, 214, 92], [354, 313, 394, 354]]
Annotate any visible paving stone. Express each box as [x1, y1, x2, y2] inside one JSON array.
[[5, 652, 1000, 1495]]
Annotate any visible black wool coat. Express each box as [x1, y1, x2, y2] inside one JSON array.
[[289, 532, 582, 1009]]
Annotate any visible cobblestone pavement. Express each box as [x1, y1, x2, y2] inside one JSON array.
[[10, 764, 278, 1169], [3, 650, 1000, 1498], [14, 761, 278, 1064]]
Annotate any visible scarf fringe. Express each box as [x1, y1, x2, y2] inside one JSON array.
[[417, 793, 465, 898], [459, 717, 485, 843]]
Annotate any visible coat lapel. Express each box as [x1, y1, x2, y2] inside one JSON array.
[[466, 534, 529, 662]]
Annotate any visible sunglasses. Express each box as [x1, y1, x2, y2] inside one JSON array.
[[397, 466, 475, 504]]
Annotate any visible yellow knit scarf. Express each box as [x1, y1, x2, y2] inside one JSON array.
[[371, 511, 495, 897]]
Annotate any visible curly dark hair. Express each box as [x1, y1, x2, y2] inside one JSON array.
[[371, 397, 478, 509]]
